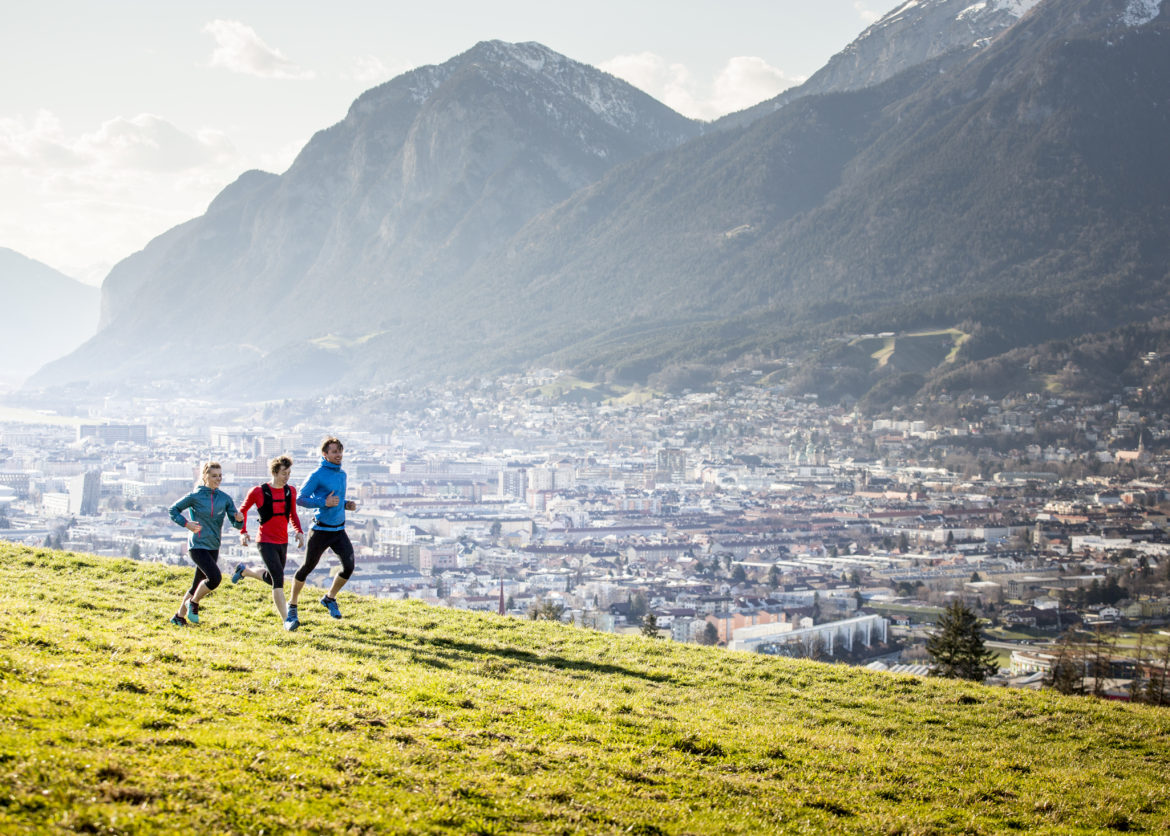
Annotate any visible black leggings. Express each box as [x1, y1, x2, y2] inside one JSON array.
[[187, 548, 222, 595], [257, 542, 288, 588], [295, 529, 355, 583]]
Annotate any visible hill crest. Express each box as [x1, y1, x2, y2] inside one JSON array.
[[2, 543, 1168, 833]]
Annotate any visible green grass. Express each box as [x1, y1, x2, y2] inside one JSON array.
[[2, 545, 1169, 834], [847, 329, 969, 375]]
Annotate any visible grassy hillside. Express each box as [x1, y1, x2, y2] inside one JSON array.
[[2, 544, 1168, 834]]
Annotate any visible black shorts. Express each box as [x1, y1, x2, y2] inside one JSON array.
[[257, 542, 288, 588], [188, 548, 222, 593]]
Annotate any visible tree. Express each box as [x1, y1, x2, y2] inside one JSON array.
[[767, 565, 781, 589], [731, 564, 747, 584], [925, 601, 998, 682], [1046, 631, 1084, 695], [627, 592, 648, 622], [128, 542, 142, 561], [698, 622, 719, 646], [1146, 637, 1170, 706], [528, 600, 565, 621], [641, 613, 661, 638]]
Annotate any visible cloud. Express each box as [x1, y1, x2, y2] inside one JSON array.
[[203, 19, 314, 79], [0, 110, 245, 280], [0, 111, 236, 173], [713, 57, 800, 116], [601, 53, 801, 120], [855, 2, 882, 24], [345, 55, 391, 83]]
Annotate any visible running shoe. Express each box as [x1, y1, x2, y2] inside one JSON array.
[[287, 603, 298, 621], [320, 596, 342, 619], [187, 601, 200, 624], [284, 615, 300, 632], [231, 562, 246, 584], [170, 614, 187, 626]]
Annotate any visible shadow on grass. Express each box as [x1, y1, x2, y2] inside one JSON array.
[[305, 627, 678, 684]]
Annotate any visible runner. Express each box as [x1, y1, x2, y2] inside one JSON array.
[[233, 455, 305, 630], [167, 461, 244, 625], [289, 437, 357, 622]]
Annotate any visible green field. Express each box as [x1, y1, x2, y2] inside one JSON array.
[[2, 544, 1169, 834]]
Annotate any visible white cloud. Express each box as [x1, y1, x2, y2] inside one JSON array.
[[203, 19, 314, 80], [855, 3, 882, 24], [0, 110, 245, 280], [713, 57, 800, 116], [601, 53, 801, 120], [345, 55, 391, 83], [0, 111, 236, 173]]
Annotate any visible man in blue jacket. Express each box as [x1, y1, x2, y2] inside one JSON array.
[[288, 436, 357, 627]]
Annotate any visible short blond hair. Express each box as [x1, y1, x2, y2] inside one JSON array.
[[269, 455, 293, 476]]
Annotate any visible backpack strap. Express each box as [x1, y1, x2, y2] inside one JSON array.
[[258, 483, 274, 524]]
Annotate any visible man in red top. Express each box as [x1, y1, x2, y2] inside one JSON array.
[[233, 455, 305, 630]]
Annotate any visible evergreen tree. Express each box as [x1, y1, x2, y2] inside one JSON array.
[[925, 600, 998, 682], [699, 622, 719, 646], [641, 613, 661, 638], [627, 591, 648, 622]]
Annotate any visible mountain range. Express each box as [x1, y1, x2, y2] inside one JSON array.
[[0, 248, 98, 388], [28, 0, 1170, 404]]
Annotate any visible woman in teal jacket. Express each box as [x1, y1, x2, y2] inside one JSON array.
[[167, 461, 243, 625]]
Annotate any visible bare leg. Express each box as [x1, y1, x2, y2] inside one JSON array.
[[289, 579, 305, 606], [272, 586, 288, 621], [326, 574, 348, 599], [190, 580, 212, 605]]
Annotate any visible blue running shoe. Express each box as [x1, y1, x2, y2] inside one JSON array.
[[287, 604, 298, 621], [231, 562, 246, 584], [320, 596, 342, 619], [170, 614, 187, 626], [284, 615, 300, 632], [187, 601, 200, 624]]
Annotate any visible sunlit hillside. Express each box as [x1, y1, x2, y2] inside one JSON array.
[[2, 544, 1168, 834]]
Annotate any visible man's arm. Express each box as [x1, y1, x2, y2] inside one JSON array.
[[288, 486, 304, 535], [297, 470, 324, 508], [238, 486, 260, 534]]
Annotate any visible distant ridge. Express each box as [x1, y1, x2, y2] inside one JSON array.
[[0, 247, 98, 385], [31, 40, 700, 394], [29, 0, 1170, 404], [715, 0, 1044, 131]]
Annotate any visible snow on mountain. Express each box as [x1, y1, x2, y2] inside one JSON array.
[[1122, 0, 1164, 26], [857, 0, 1040, 44]]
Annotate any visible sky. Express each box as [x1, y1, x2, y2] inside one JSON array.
[[0, 1, 886, 284]]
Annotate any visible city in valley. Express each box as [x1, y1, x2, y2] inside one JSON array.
[[3, 367, 1168, 698]]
